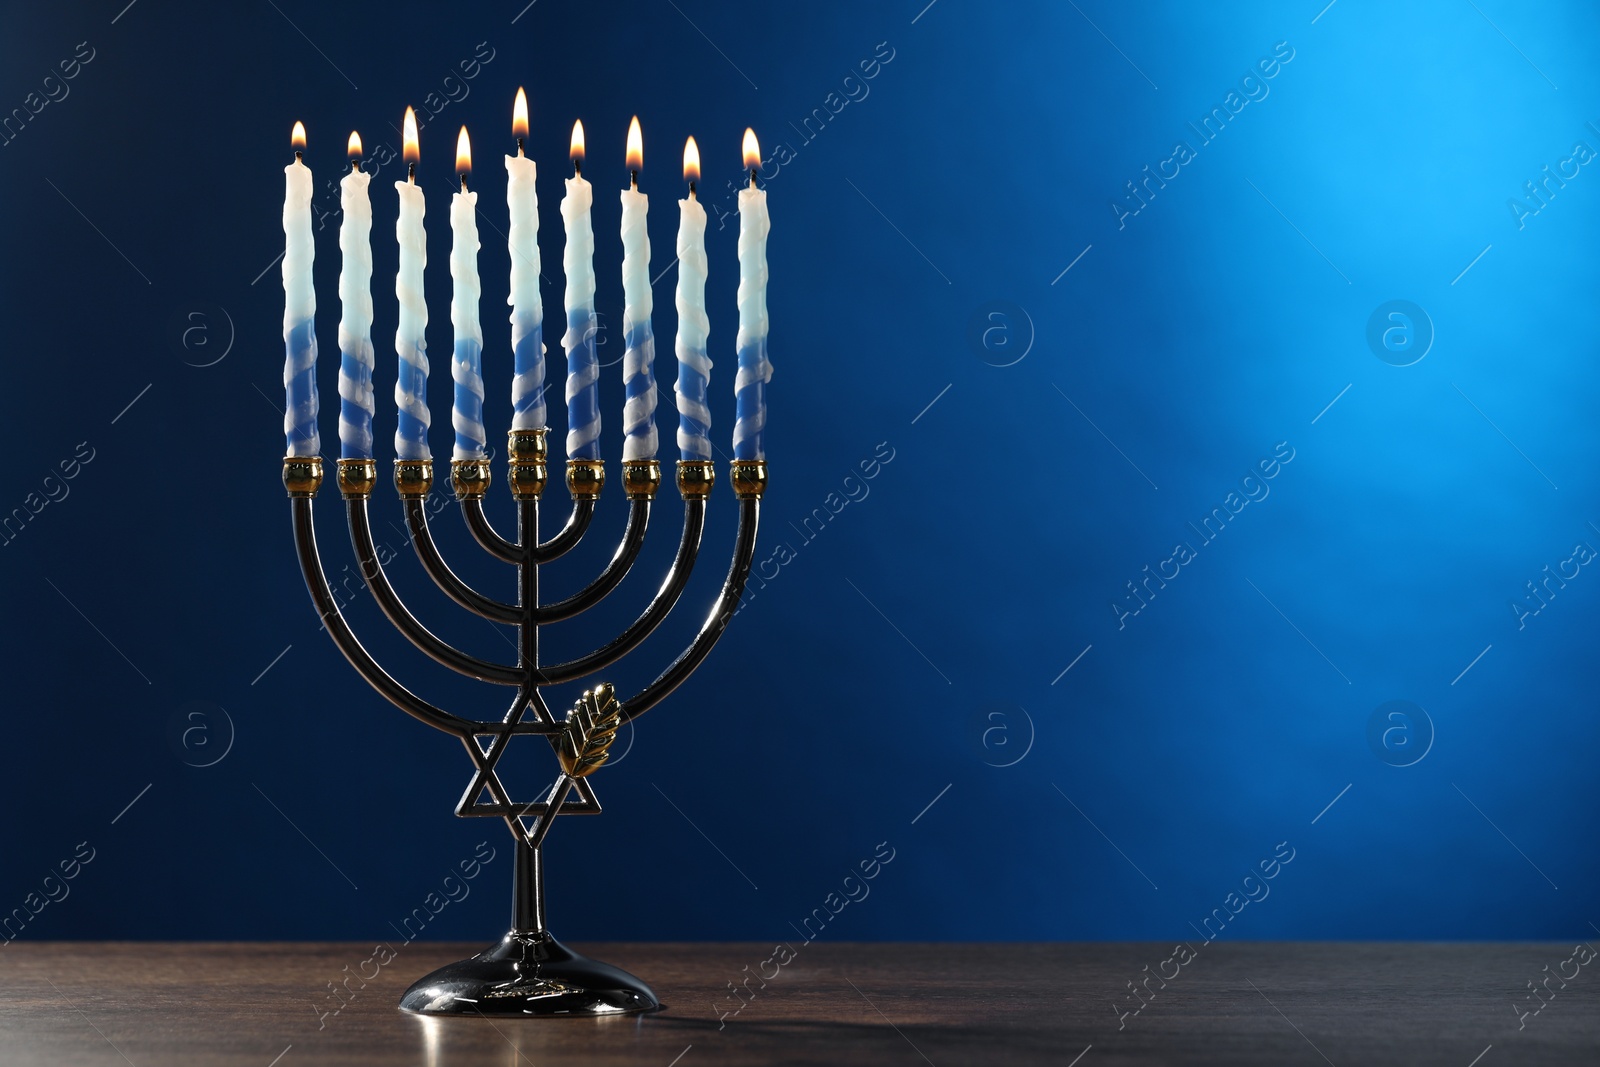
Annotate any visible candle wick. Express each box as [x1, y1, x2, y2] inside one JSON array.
[[688, 180, 697, 198], [748, 168, 758, 188], [408, 161, 416, 185], [350, 159, 360, 173], [294, 150, 303, 164], [516, 136, 525, 157], [460, 174, 469, 192], [630, 170, 638, 190], [573, 158, 582, 178]]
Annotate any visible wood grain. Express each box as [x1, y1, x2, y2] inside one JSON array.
[[0, 941, 1594, 1065]]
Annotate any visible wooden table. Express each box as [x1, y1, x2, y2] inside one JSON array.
[[0, 942, 1594, 1064]]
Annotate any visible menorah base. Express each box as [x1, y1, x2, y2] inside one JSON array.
[[397, 930, 661, 1017]]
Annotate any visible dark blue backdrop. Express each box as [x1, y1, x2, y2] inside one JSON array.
[[2, 0, 1596, 947]]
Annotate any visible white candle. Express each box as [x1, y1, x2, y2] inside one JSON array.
[[673, 136, 712, 461], [561, 120, 601, 461], [733, 128, 772, 462], [336, 133, 375, 460], [394, 107, 431, 461], [449, 126, 486, 461], [282, 121, 320, 458], [507, 88, 545, 431], [620, 116, 657, 461]]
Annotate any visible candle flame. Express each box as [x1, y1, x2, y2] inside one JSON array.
[[683, 136, 700, 185], [512, 87, 529, 141], [291, 121, 307, 150], [456, 126, 472, 175], [742, 127, 761, 171], [402, 107, 420, 164], [626, 115, 643, 173], [570, 119, 585, 163], [347, 131, 363, 159]]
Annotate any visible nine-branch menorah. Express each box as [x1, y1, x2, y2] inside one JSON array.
[[282, 435, 764, 1016]]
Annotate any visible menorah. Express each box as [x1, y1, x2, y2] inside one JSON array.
[[282, 436, 764, 1016]]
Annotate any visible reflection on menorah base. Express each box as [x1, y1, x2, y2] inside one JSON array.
[[398, 840, 660, 1016], [284, 429, 763, 1017], [400, 934, 658, 1016]]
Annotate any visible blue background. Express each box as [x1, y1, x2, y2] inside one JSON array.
[[1, 0, 1596, 947]]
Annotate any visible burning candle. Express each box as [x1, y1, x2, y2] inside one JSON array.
[[450, 126, 486, 461], [337, 131, 375, 460], [561, 120, 601, 461], [673, 136, 711, 461], [394, 107, 431, 461], [506, 88, 545, 431], [734, 128, 772, 462], [282, 121, 320, 457], [620, 116, 657, 461]]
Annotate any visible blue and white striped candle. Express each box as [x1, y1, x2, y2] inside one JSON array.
[[561, 120, 601, 461], [507, 88, 545, 431], [336, 133, 375, 460], [673, 136, 712, 461], [394, 108, 431, 461], [449, 127, 487, 461], [733, 129, 772, 462], [282, 121, 320, 458], [620, 116, 657, 462]]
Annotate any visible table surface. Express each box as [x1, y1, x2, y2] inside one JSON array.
[[0, 941, 1594, 1065]]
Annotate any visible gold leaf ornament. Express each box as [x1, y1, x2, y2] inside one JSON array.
[[559, 683, 622, 778]]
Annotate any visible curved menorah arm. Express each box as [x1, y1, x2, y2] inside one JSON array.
[[622, 495, 759, 721], [531, 496, 596, 563], [347, 500, 523, 685], [289, 495, 477, 737], [460, 497, 523, 563], [404, 498, 523, 624], [537, 499, 707, 684], [536, 496, 650, 623]]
